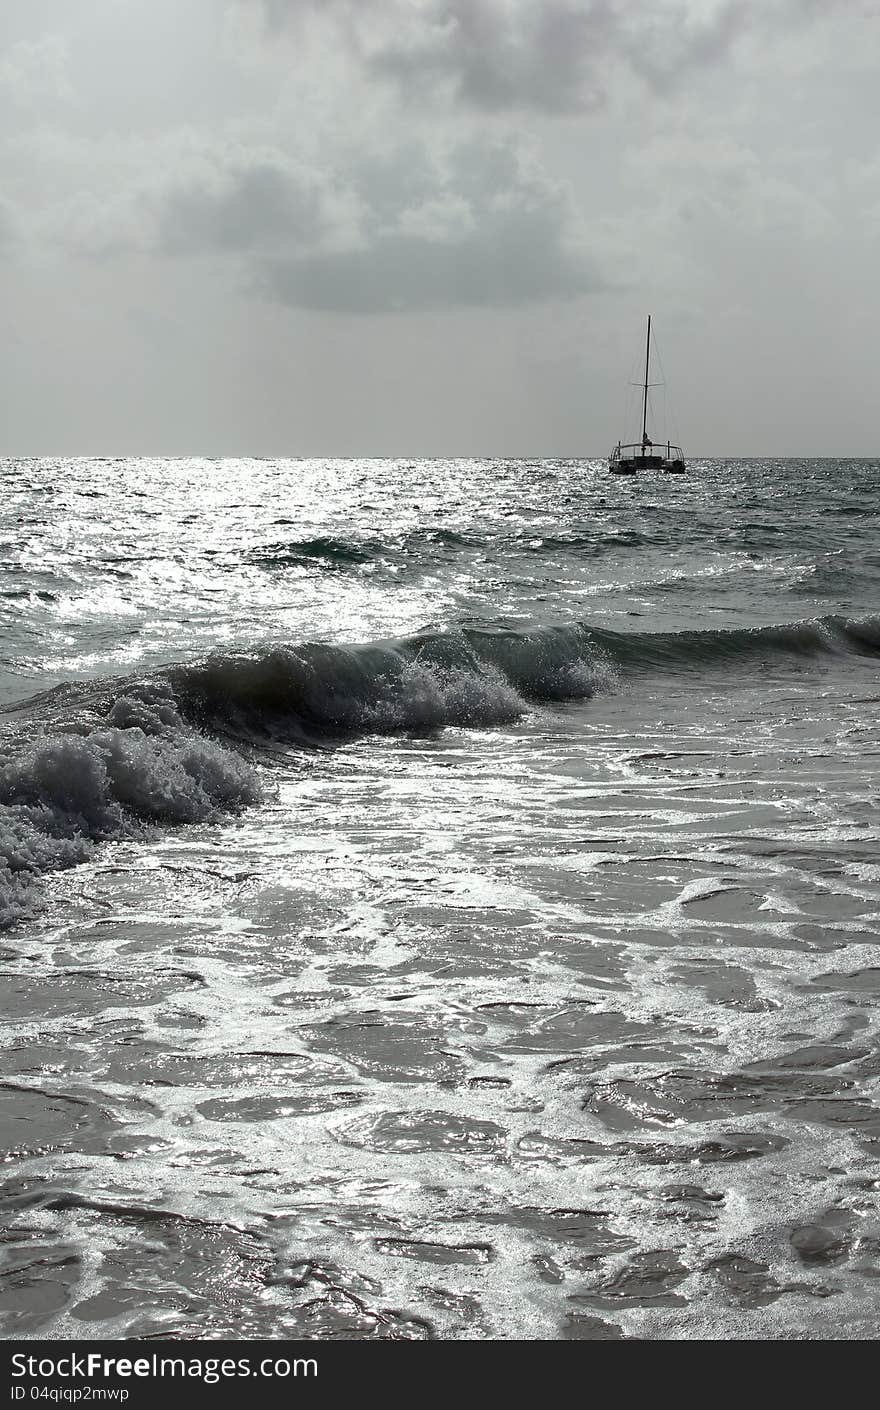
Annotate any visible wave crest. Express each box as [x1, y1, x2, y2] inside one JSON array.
[[167, 624, 609, 741], [2, 609, 877, 928], [0, 684, 261, 928]]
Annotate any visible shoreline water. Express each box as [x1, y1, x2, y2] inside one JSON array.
[[1, 457, 879, 1340]]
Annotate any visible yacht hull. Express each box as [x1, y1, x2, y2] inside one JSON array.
[[609, 455, 686, 474]]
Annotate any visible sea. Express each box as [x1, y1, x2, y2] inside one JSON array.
[[1, 455, 879, 1342]]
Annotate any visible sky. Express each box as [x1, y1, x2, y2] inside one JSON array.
[[0, 0, 878, 457]]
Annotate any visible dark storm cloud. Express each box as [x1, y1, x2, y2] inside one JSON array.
[[158, 160, 324, 255], [248, 0, 754, 114]]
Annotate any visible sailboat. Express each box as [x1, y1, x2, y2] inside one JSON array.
[[609, 316, 685, 474]]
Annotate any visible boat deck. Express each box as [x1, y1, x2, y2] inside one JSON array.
[[609, 442, 686, 474]]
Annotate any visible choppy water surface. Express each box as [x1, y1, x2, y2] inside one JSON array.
[[2, 457, 880, 1340]]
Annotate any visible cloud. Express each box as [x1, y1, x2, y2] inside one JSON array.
[[158, 159, 325, 255], [257, 208, 595, 314], [628, 134, 833, 239], [146, 132, 599, 313], [365, 0, 616, 115], [4, 128, 349, 263], [620, 2, 751, 94], [246, 0, 760, 114], [255, 137, 598, 312], [20, 120, 596, 312], [0, 34, 72, 111]]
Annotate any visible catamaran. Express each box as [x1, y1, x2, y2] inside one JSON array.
[[609, 315, 685, 475]]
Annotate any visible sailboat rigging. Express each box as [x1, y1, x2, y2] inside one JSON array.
[[609, 316, 685, 475]]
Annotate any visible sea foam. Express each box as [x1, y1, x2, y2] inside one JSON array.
[[0, 623, 609, 924], [5, 609, 871, 928], [0, 682, 260, 927]]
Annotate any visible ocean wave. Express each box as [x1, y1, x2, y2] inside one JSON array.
[[2, 610, 877, 927], [163, 612, 880, 745], [0, 683, 260, 928], [246, 536, 374, 569], [0, 623, 610, 925], [589, 612, 880, 673], [518, 530, 654, 553], [166, 623, 608, 742], [244, 525, 671, 574], [247, 528, 481, 572]]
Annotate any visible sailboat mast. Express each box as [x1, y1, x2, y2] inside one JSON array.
[[641, 314, 651, 448]]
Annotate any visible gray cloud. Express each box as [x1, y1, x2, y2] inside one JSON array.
[[155, 135, 596, 313], [620, 2, 751, 93], [158, 160, 324, 255], [10, 106, 598, 317], [367, 1, 615, 115], [0, 33, 71, 111], [258, 205, 596, 314], [248, 0, 760, 114]]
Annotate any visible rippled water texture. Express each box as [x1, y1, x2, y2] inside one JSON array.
[[2, 457, 880, 1340]]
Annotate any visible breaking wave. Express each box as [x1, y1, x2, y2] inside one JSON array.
[[1, 610, 877, 927], [0, 684, 261, 928], [163, 613, 880, 746], [167, 623, 608, 742]]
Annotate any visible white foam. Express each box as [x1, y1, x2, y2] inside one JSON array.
[[0, 684, 261, 927], [363, 659, 525, 731]]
